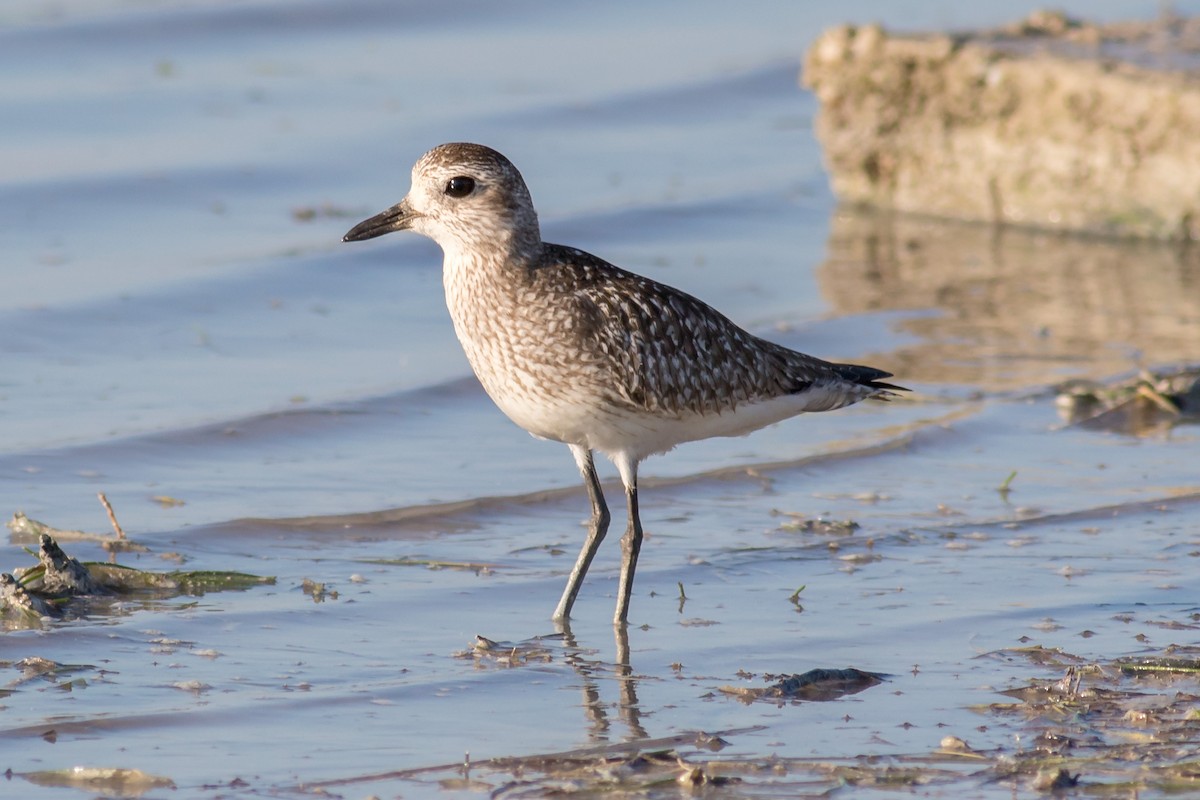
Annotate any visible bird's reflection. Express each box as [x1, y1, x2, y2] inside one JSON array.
[[555, 620, 647, 742]]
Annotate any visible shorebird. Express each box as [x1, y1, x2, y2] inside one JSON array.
[[343, 143, 904, 625]]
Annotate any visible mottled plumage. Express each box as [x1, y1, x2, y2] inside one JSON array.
[[344, 142, 905, 625]]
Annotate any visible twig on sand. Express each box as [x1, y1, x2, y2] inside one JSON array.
[[97, 493, 126, 540], [997, 470, 1017, 500]]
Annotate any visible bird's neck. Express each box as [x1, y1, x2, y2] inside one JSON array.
[[442, 228, 542, 284], [443, 221, 541, 266], [441, 243, 538, 322]]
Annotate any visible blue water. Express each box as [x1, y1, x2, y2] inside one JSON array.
[[2, 1, 1199, 798]]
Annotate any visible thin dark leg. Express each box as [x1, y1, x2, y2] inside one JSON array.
[[613, 481, 642, 625], [553, 446, 610, 621]]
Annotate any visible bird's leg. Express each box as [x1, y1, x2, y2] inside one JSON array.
[[613, 455, 642, 626], [553, 445, 610, 622]]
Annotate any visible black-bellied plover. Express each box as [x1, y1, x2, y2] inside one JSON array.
[[344, 143, 905, 625]]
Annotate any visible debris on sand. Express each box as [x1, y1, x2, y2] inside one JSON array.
[[18, 766, 176, 795], [721, 667, 887, 704], [1, 531, 273, 631], [1056, 365, 1200, 434], [8, 493, 148, 553]]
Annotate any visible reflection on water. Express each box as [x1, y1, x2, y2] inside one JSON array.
[[560, 623, 648, 743], [818, 208, 1200, 390]]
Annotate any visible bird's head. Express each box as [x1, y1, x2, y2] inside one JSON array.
[[343, 142, 542, 263]]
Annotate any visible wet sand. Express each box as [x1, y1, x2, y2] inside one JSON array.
[[3, 1, 1199, 798]]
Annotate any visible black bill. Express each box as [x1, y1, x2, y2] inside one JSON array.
[[343, 200, 417, 242]]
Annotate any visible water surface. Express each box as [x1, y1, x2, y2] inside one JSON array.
[[3, 1, 1199, 797]]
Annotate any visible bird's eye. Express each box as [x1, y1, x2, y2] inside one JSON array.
[[445, 176, 476, 198]]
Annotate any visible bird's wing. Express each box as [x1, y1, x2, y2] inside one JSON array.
[[560, 258, 813, 415]]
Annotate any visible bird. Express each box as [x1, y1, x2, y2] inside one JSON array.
[[343, 142, 905, 626]]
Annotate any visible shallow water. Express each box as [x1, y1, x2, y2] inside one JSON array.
[[3, 1, 1200, 798]]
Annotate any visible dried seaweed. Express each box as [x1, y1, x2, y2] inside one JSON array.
[[720, 667, 888, 703], [2, 532, 272, 631], [290, 644, 1200, 797], [18, 766, 175, 796], [1056, 365, 1200, 434]]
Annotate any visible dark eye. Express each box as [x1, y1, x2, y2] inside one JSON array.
[[445, 176, 476, 198]]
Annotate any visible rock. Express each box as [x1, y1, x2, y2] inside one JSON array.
[[0, 573, 56, 621], [802, 11, 1200, 239]]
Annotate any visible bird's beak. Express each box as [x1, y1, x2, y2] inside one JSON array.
[[342, 199, 419, 242]]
